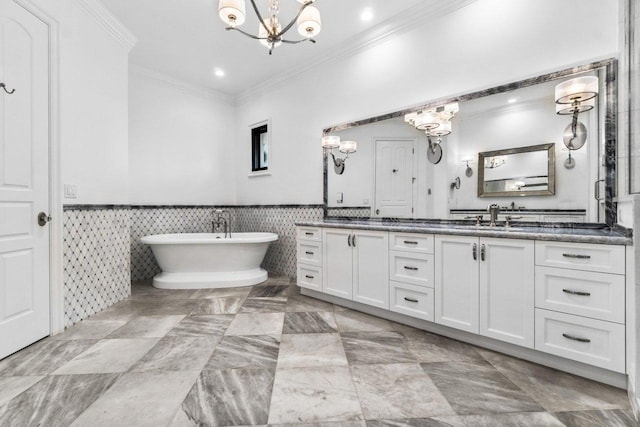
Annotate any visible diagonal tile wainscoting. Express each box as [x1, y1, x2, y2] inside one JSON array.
[[63, 205, 322, 327], [63, 207, 131, 327], [130, 206, 323, 281]]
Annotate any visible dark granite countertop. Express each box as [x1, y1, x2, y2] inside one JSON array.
[[296, 218, 633, 245], [450, 208, 586, 215]]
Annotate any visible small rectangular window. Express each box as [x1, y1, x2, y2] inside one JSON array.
[[251, 123, 269, 171]]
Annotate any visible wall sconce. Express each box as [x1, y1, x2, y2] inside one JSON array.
[[461, 156, 474, 177], [405, 102, 458, 165], [322, 135, 357, 175], [555, 76, 598, 169]]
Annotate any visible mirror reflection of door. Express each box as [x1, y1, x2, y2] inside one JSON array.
[[374, 139, 416, 218]]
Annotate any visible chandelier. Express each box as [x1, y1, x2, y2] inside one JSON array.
[[218, 0, 322, 55]]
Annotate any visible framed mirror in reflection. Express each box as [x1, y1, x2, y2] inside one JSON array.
[[323, 59, 616, 224], [478, 143, 555, 197]]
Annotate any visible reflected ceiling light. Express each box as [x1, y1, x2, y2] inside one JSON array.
[[405, 102, 459, 165], [555, 75, 599, 169], [322, 135, 357, 175], [360, 7, 374, 22], [214, 68, 225, 77], [508, 98, 517, 104], [218, 0, 321, 55]]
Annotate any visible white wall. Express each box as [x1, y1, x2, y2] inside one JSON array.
[[234, 0, 618, 205], [128, 69, 236, 205], [30, 0, 133, 205]]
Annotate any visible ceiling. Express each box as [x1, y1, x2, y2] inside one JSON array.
[[101, 0, 443, 95]]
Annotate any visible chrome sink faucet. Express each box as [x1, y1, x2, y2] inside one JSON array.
[[487, 204, 500, 227], [212, 209, 232, 238]]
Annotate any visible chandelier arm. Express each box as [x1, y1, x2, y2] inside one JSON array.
[[281, 38, 315, 44], [276, 1, 312, 38], [227, 26, 269, 40], [248, 0, 271, 35]]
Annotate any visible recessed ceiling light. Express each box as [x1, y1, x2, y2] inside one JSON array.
[[214, 68, 225, 78], [507, 98, 517, 104], [360, 7, 374, 22]]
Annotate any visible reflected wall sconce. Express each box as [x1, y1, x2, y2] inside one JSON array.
[[555, 76, 599, 169], [322, 135, 357, 175], [405, 102, 459, 165]]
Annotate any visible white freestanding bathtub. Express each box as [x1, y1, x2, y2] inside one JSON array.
[[140, 232, 278, 289]]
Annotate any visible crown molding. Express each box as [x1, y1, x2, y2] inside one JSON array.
[[74, 0, 138, 51], [236, 0, 478, 105], [130, 64, 236, 105]]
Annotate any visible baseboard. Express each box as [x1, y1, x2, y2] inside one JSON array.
[[628, 375, 640, 420]]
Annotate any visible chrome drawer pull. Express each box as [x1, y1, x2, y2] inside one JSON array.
[[562, 289, 591, 297], [562, 253, 591, 260], [562, 333, 591, 343], [404, 240, 419, 245], [472, 243, 477, 260], [305, 275, 314, 279], [404, 297, 419, 303], [305, 251, 314, 255], [404, 266, 418, 271], [305, 232, 314, 236]]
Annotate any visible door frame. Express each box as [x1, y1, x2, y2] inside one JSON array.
[[372, 137, 418, 219], [14, 0, 64, 334]]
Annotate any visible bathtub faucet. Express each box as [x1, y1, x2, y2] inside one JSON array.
[[212, 209, 232, 238]]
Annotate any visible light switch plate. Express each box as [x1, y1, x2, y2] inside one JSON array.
[[64, 184, 77, 199]]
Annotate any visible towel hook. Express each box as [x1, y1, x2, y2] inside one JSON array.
[[0, 83, 15, 95]]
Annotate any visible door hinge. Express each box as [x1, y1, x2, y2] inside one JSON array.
[[411, 208, 414, 213], [412, 148, 415, 154]]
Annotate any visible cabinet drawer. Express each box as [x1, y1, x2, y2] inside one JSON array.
[[389, 250, 434, 288], [297, 264, 322, 291], [389, 233, 434, 254], [535, 267, 625, 323], [297, 226, 322, 241], [534, 309, 625, 373], [390, 281, 434, 321], [535, 241, 625, 274], [297, 240, 322, 266]]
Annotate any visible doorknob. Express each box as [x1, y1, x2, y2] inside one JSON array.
[[392, 169, 398, 173], [37, 212, 52, 226]]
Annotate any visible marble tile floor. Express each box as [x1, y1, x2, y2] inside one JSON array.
[[0, 276, 637, 427]]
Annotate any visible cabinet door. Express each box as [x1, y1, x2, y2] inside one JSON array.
[[353, 230, 389, 309], [323, 228, 353, 299], [479, 238, 535, 348], [435, 236, 480, 333]]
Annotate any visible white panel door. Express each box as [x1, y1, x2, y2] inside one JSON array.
[[322, 228, 353, 299], [435, 235, 479, 333], [0, 0, 50, 359], [352, 230, 389, 309], [479, 238, 535, 348], [374, 139, 415, 218]]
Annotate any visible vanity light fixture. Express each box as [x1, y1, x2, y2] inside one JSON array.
[[555, 75, 599, 168], [322, 135, 357, 175], [218, 0, 321, 55], [461, 157, 474, 177], [405, 102, 459, 165]]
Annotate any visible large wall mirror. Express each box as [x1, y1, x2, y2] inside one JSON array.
[[323, 59, 616, 225]]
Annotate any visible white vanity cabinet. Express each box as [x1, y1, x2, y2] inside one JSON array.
[[534, 241, 626, 373], [435, 235, 535, 347], [434, 235, 480, 333], [296, 227, 322, 291], [479, 238, 535, 348], [389, 232, 435, 321], [297, 224, 629, 379], [322, 228, 389, 308]]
